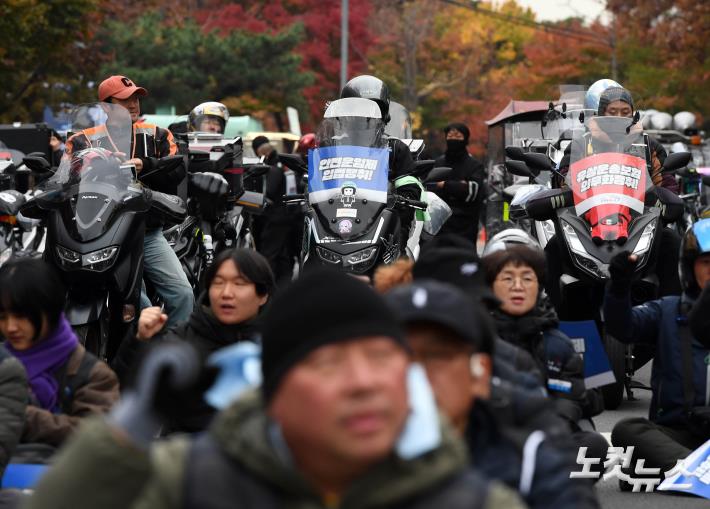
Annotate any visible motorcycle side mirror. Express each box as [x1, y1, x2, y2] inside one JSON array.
[[521, 152, 552, 173], [525, 188, 573, 221], [424, 166, 452, 183], [412, 159, 435, 178], [22, 155, 52, 174], [662, 152, 692, 173], [505, 146, 526, 161], [505, 160, 537, 178]]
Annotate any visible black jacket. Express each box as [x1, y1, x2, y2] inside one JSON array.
[[689, 284, 710, 348], [467, 382, 600, 509], [433, 150, 485, 212], [113, 298, 260, 386], [491, 296, 604, 424]]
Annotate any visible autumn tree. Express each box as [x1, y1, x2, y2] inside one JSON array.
[[0, 0, 100, 122], [192, 0, 375, 124], [98, 11, 313, 115]]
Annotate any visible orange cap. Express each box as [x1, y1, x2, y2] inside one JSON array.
[[98, 75, 148, 102]]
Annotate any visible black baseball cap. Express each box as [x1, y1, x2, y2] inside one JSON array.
[[385, 279, 494, 354]]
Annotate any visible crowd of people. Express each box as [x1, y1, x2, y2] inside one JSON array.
[[0, 70, 708, 509]]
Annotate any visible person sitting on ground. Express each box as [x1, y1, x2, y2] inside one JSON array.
[[607, 219, 710, 479], [111, 248, 275, 432], [386, 279, 600, 509], [24, 269, 525, 509], [0, 259, 119, 447], [482, 245, 607, 473]]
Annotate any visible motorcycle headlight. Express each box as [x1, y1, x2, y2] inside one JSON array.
[[561, 220, 609, 279], [316, 246, 341, 265], [344, 247, 378, 268], [82, 246, 119, 271], [56, 245, 81, 267]]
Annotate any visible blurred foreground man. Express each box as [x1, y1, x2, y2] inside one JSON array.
[[24, 270, 523, 509]]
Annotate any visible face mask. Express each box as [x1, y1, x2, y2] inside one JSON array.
[[395, 363, 442, 459], [446, 139, 467, 154]]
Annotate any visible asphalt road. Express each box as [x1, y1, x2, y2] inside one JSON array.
[[593, 362, 708, 508]]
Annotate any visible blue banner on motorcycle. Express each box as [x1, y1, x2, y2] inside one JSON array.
[[559, 320, 615, 389], [308, 145, 389, 204]]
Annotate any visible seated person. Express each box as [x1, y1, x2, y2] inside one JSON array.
[[0, 259, 119, 447]]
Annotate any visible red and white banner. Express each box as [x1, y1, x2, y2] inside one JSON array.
[[569, 153, 648, 216]]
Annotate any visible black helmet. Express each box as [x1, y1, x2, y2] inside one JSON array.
[[679, 218, 710, 298], [340, 75, 391, 123]]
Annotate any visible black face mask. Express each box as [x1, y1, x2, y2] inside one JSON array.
[[446, 139, 468, 157]]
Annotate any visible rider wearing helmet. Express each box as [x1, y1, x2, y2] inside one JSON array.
[[189, 102, 229, 134], [341, 76, 422, 250], [605, 220, 710, 476], [340, 75, 416, 179]]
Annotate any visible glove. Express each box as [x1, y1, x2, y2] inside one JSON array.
[[397, 183, 421, 201], [190, 172, 229, 196], [108, 342, 215, 448], [608, 251, 637, 296]]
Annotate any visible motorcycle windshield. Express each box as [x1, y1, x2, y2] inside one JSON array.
[[385, 101, 413, 139], [566, 115, 652, 242], [308, 98, 389, 239], [39, 103, 145, 242]]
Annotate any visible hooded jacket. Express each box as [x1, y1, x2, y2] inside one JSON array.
[[491, 296, 604, 423], [24, 392, 525, 509], [604, 291, 710, 427], [0, 345, 27, 478]]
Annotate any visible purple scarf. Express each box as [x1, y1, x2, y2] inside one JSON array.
[[6, 314, 78, 411]]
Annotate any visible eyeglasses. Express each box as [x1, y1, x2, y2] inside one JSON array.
[[494, 274, 538, 288]]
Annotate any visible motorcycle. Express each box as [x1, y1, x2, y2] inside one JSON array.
[[289, 97, 446, 276], [509, 114, 688, 409], [160, 133, 269, 296], [21, 103, 187, 360]]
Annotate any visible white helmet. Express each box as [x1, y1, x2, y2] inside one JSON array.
[[584, 78, 622, 112], [189, 101, 230, 133], [673, 111, 696, 131], [640, 109, 658, 130], [482, 228, 541, 257], [650, 112, 673, 130]]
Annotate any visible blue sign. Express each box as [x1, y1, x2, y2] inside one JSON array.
[[693, 218, 710, 253], [659, 439, 710, 499], [308, 145, 389, 204], [559, 320, 615, 389]]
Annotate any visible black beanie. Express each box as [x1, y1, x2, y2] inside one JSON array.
[[597, 87, 634, 116], [260, 269, 405, 401], [444, 122, 470, 144], [252, 135, 270, 154], [413, 234, 498, 307]]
